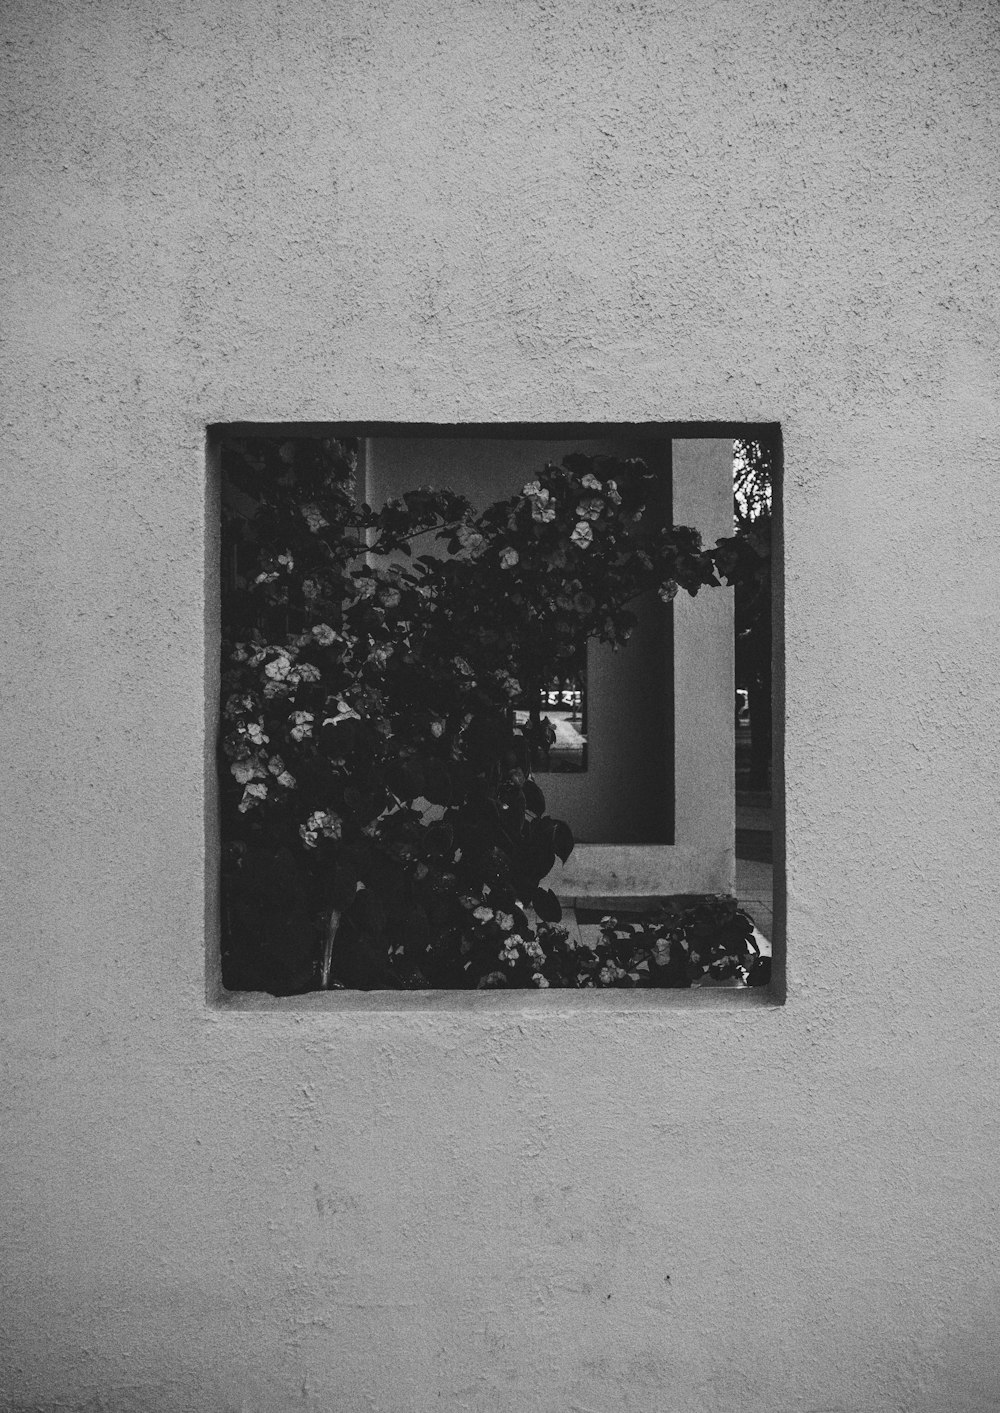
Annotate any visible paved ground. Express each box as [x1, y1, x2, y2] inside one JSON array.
[[736, 793, 773, 947]]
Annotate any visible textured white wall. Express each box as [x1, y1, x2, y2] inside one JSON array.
[[2, 2, 999, 1410]]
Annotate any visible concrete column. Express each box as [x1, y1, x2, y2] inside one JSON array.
[[551, 437, 735, 898]]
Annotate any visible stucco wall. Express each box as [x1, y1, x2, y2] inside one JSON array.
[[2, 2, 999, 1410]]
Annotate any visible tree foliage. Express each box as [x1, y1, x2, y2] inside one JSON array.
[[730, 439, 774, 790]]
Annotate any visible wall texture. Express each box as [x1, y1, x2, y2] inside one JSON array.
[[2, 2, 999, 1410]]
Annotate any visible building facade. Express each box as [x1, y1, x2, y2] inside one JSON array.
[[2, 3, 999, 1409]]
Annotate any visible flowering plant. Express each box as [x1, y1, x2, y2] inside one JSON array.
[[575, 896, 768, 988], [219, 436, 756, 993]]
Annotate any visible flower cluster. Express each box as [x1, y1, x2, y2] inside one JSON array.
[[300, 810, 342, 848], [509, 897, 769, 990]]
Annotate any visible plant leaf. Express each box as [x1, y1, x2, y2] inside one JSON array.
[[552, 819, 574, 863], [533, 887, 562, 923], [523, 779, 545, 815]]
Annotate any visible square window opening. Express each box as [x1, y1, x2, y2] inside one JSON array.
[[206, 422, 784, 1004]]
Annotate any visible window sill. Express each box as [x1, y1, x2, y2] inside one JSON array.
[[209, 982, 783, 1014]]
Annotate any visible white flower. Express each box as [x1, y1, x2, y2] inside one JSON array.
[[495, 912, 515, 932], [277, 552, 294, 571], [575, 497, 603, 521], [289, 710, 314, 741], [238, 782, 268, 812], [231, 757, 263, 785], [411, 796, 447, 825], [499, 547, 519, 569], [524, 479, 558, 524], [267, 754, 286, 776], [605, 479, 621, 505], [532, 972, 550, 988], [224, 690, 253, 716], [276, 770, 296, 789], [496, 673, 521, 700], [300, 810, 342, 845], [296, 662, 321, 683], [473, 906, 494, 923], [455, 522, 486, 558], [301, 504, 329, 532], [524, 936, 546, 963], [570, 521, 593, 549], [245, 721, 268, 746], [430, 719, 445, 738], [323, 700, 360, 725], [581, 472, 602, 491], [453, 657, 474, 677], [500, 938, 520, 964], [312, 623, 339, 646], [522, 483, 553, 517], [254, 571, 279, 584], [265, 654, 292, 681], [658, 580, 679, 603], [302, 578, 320, 601]]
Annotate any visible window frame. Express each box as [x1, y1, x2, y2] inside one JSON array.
[[204, 421, 785, 1009]]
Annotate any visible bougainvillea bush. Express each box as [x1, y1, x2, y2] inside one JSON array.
[[219, 436, 768, 993], [585, 896, 768, 988]]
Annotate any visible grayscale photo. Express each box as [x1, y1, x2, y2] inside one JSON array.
[[2, 3, 996, 1410]]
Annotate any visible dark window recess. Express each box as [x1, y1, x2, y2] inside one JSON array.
[[514, 664, 588, 773], [213, 424, 779, 996]]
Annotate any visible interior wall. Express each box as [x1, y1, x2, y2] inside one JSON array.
[[2, 3, 999, 1411]]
